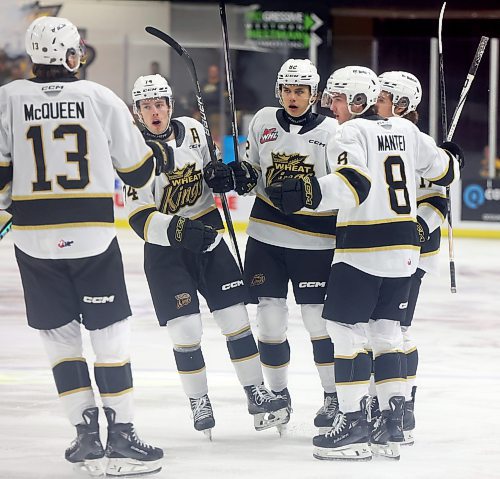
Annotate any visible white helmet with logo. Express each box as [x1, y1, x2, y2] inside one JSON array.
[[275, 59, 320, 105], [25, 16, 84, 72], [321, 66, 380, 115], [132, 74, 174, 117], [378, 71, 422, 115]]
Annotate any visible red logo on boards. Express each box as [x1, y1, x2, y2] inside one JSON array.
[[260, 128, 278, 144]]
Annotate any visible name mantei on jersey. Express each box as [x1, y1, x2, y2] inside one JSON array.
[[377, 134, 406, 151]]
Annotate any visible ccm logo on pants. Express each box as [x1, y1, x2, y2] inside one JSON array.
[[83, 295, 115, 304], [298, 281, 326, 288], [221, 280, 244, 291]]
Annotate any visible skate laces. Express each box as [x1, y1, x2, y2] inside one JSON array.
[[191, 396, 213, 422], [318, 394, 338, 418], [128, 425, 154, 451], [366, 396, 379, 423], [251, 385, 275, 405], [325, 412, 347, 437]]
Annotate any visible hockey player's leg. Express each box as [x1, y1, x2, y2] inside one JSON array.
[[91, 319, 163, 475], [313, 321, 371, 461], [369, 319, 406, 460], [301, 304, 338, 433], [167, 314, 214, 438], [402, 326, 418, 445], [213, 303, 289, 431], [40, 320, 105, 476]]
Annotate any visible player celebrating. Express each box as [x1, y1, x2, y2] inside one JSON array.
[[125, 74, 288, 439], [0, 17, 163, 476], [266, 65, 462, 460], [228, 59, 339, 431], [376, 70, 452, 445]]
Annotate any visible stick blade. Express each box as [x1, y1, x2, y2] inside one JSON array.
[[145, 26, 184, 57]]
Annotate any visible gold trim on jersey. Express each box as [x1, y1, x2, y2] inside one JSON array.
[[404, 347, 418, 355], [0, 161, 10, 167], [334, 170, 360, 206], [420, 249, 439, 257], [336, 217, 416, 227], [59, 386, 92, 397], [143, 211, 156, 242], [13, 222, 115, 230], [100, 387, 134, 397], [94, 360, 130, 368], [426, 156, 453, 182], [0, 184, 10, 193], [190, 205, 217, 220], [128, 203, 156, 219], [174, 342, 201, 349], [115, 151, 152, 173], [311, 335, 331, 341], [373, 348, 405, 359], [225, 325, 251, 338], [335, 351, 369, 360], [52, 357, 86, 368], [418, 203, 446, 223], [256, 193, 336, 217], [250, 217, 336, 239], [417, 192, 447, 201], [12, 193, 113, 201], [336, 244, 420, 253]]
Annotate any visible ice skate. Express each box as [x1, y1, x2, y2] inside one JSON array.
[[370, 395, 405, 460], [244, 384, 289, 432], [103, 407, 163, 476], [366, 395, 381, 439], [314, 391, 339, 434], [65, 407, 105, 477], [313, 406, 371, 461], [189, 394, 215, 440], [402, 386, 416, 446]]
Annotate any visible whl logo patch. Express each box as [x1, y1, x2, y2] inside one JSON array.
[[260, 128, 278, 144], [58, 239, 74, 248]]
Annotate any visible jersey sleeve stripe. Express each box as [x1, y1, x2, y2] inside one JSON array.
[[12, 197, 114, 227], [129, 206, 157, 241], [426, 152, 456, 186], [116, 153, 154, 189], [334, 166, 371, 206], [417, 194, 448, 221], [0, 163, 12, 191]]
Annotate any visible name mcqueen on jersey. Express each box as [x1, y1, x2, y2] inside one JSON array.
[[265, 152, 314, 185], [24, 101, 85, 121]]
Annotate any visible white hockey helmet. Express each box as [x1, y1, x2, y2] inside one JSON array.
[[25, 16, 84, 72], [378, 71, 422, 115], [321, 66, 380, 116], [132, 74, 174, 117], [275, 59, 320, 105]]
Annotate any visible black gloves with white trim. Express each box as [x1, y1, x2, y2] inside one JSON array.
[[265, 176, 322, 215], [228, 160, 258, 195], [146, 140, 174, 175], [439, 141, 465, 169], [167, 215, 217, 253]]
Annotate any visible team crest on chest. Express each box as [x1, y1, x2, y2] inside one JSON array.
[[260, 127, 278, 144], [160, 163, 203, 214], [266, 152, 314, 185]]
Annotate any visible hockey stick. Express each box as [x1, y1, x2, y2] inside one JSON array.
[[219, 1, 241, 164], [145, 26, 244, 273], [0, 218, 12, 240], [438, 2, 458, 293]]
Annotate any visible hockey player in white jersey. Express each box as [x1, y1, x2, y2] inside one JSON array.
[[125, 74, 288, 438], [0, 17, 163, 476], [266, 65, 462, 460], [227, 59, 339, 431], [376, 70, 460, 446]]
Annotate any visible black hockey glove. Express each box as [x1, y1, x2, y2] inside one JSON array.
[[265, 176, 322, 215], [228, 160, 258, 195], [416, 215, 430, 243], [439, 141, 465, 170], [146, 140, 174, 175], [203, 161, 235, 193], [167, 215, 217, 253]]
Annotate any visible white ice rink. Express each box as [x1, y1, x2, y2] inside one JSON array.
[[1, 229, 499, 479]]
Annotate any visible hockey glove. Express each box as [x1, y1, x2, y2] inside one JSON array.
[[439, 141, 465, 169], [228, 160, 258, 195], [167, 215, 217, 253], [203, 161, 235, 193], [265, 176, 322, 215], [146, 140, 174, 175], [416, 215, 430, 243]]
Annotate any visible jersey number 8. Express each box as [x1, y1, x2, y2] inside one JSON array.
[[384, 155, 410, 215]]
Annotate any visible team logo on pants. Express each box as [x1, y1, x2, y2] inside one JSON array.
[[175, 292, 192, 309], [250, 273, 266, 286]]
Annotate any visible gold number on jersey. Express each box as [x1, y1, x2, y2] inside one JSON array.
[[27, 124, 89, 192], [384, 155, 411, 215]]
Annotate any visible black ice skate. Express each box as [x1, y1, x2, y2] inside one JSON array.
[[244, 384, 289, 432], [65, 407, 105, 477], [313, 406, 371, 461], [314, 391, 339, 434], [402, 386, 417, 446], [189, 394, 215, 440], [370, 395, 405, 460], [103, 407, 163, 476], [366, 395, 381, 436]]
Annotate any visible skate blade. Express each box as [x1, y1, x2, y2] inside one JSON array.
[[401, 429, 414, 446], [371, 441, 401, 460], [313, 443, 372, 461], [203, 428, 213, 441], [72, 458, 106, 477], [106, 458, 162, 477], [253, 408, 289, 431]]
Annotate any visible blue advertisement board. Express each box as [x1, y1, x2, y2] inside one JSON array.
[[461, 178, 500, 222]]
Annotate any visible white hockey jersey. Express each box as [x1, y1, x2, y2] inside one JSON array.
[[124, 117, 224, 246], [316, 115, 459, 278], [0, 77, 154, 259], [245, 107, 338, 250]]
